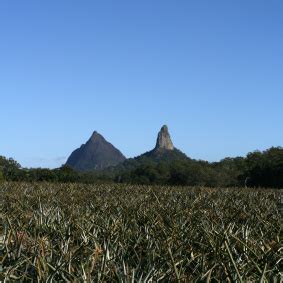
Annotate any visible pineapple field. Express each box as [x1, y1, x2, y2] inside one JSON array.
[[1, 183, 282, 282]]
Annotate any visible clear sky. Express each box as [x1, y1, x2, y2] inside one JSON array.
[[0, 1, 282, 168]]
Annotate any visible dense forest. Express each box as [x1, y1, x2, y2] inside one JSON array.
[[0, 146, 282, 188]]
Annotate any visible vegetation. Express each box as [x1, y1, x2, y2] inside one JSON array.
[[2, 183, 281, 281], [0, 156, 112, 184], [116, 147, 283, 188], [0, 147, 283, 188], [244, 147, 283, 188], [0, 170, 4, 183]]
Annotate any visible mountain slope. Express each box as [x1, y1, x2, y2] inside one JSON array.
[[66, 132, 126, 172], [104, 125, 189, 175]]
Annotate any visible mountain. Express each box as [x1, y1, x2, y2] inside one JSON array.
[[141, 125, 188, 161], [66, 131, 126, 172], [134, 125, 188, 162], [105, 125, 189, 175]]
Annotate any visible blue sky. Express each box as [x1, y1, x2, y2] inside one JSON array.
[[0, 0, 282, 168]]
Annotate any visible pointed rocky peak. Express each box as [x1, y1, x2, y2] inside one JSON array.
[[66, 131, 126, 171], [155, 125, 174, 151], [89, 131, 105, 143]]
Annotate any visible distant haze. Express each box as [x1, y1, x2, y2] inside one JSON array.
[[0, 1, 282, 168]]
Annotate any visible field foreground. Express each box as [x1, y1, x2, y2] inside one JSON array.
[[1, 183, 282, 282]]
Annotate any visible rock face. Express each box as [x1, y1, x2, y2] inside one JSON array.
[[155, 125, 174, 151], [66, 131, 126, 172], [139, 125, 188, 161]]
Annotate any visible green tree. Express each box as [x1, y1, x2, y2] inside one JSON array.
[[245, 147, 283, 188]]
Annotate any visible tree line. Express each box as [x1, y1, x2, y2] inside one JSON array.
[[0, 147, 282, 188]]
